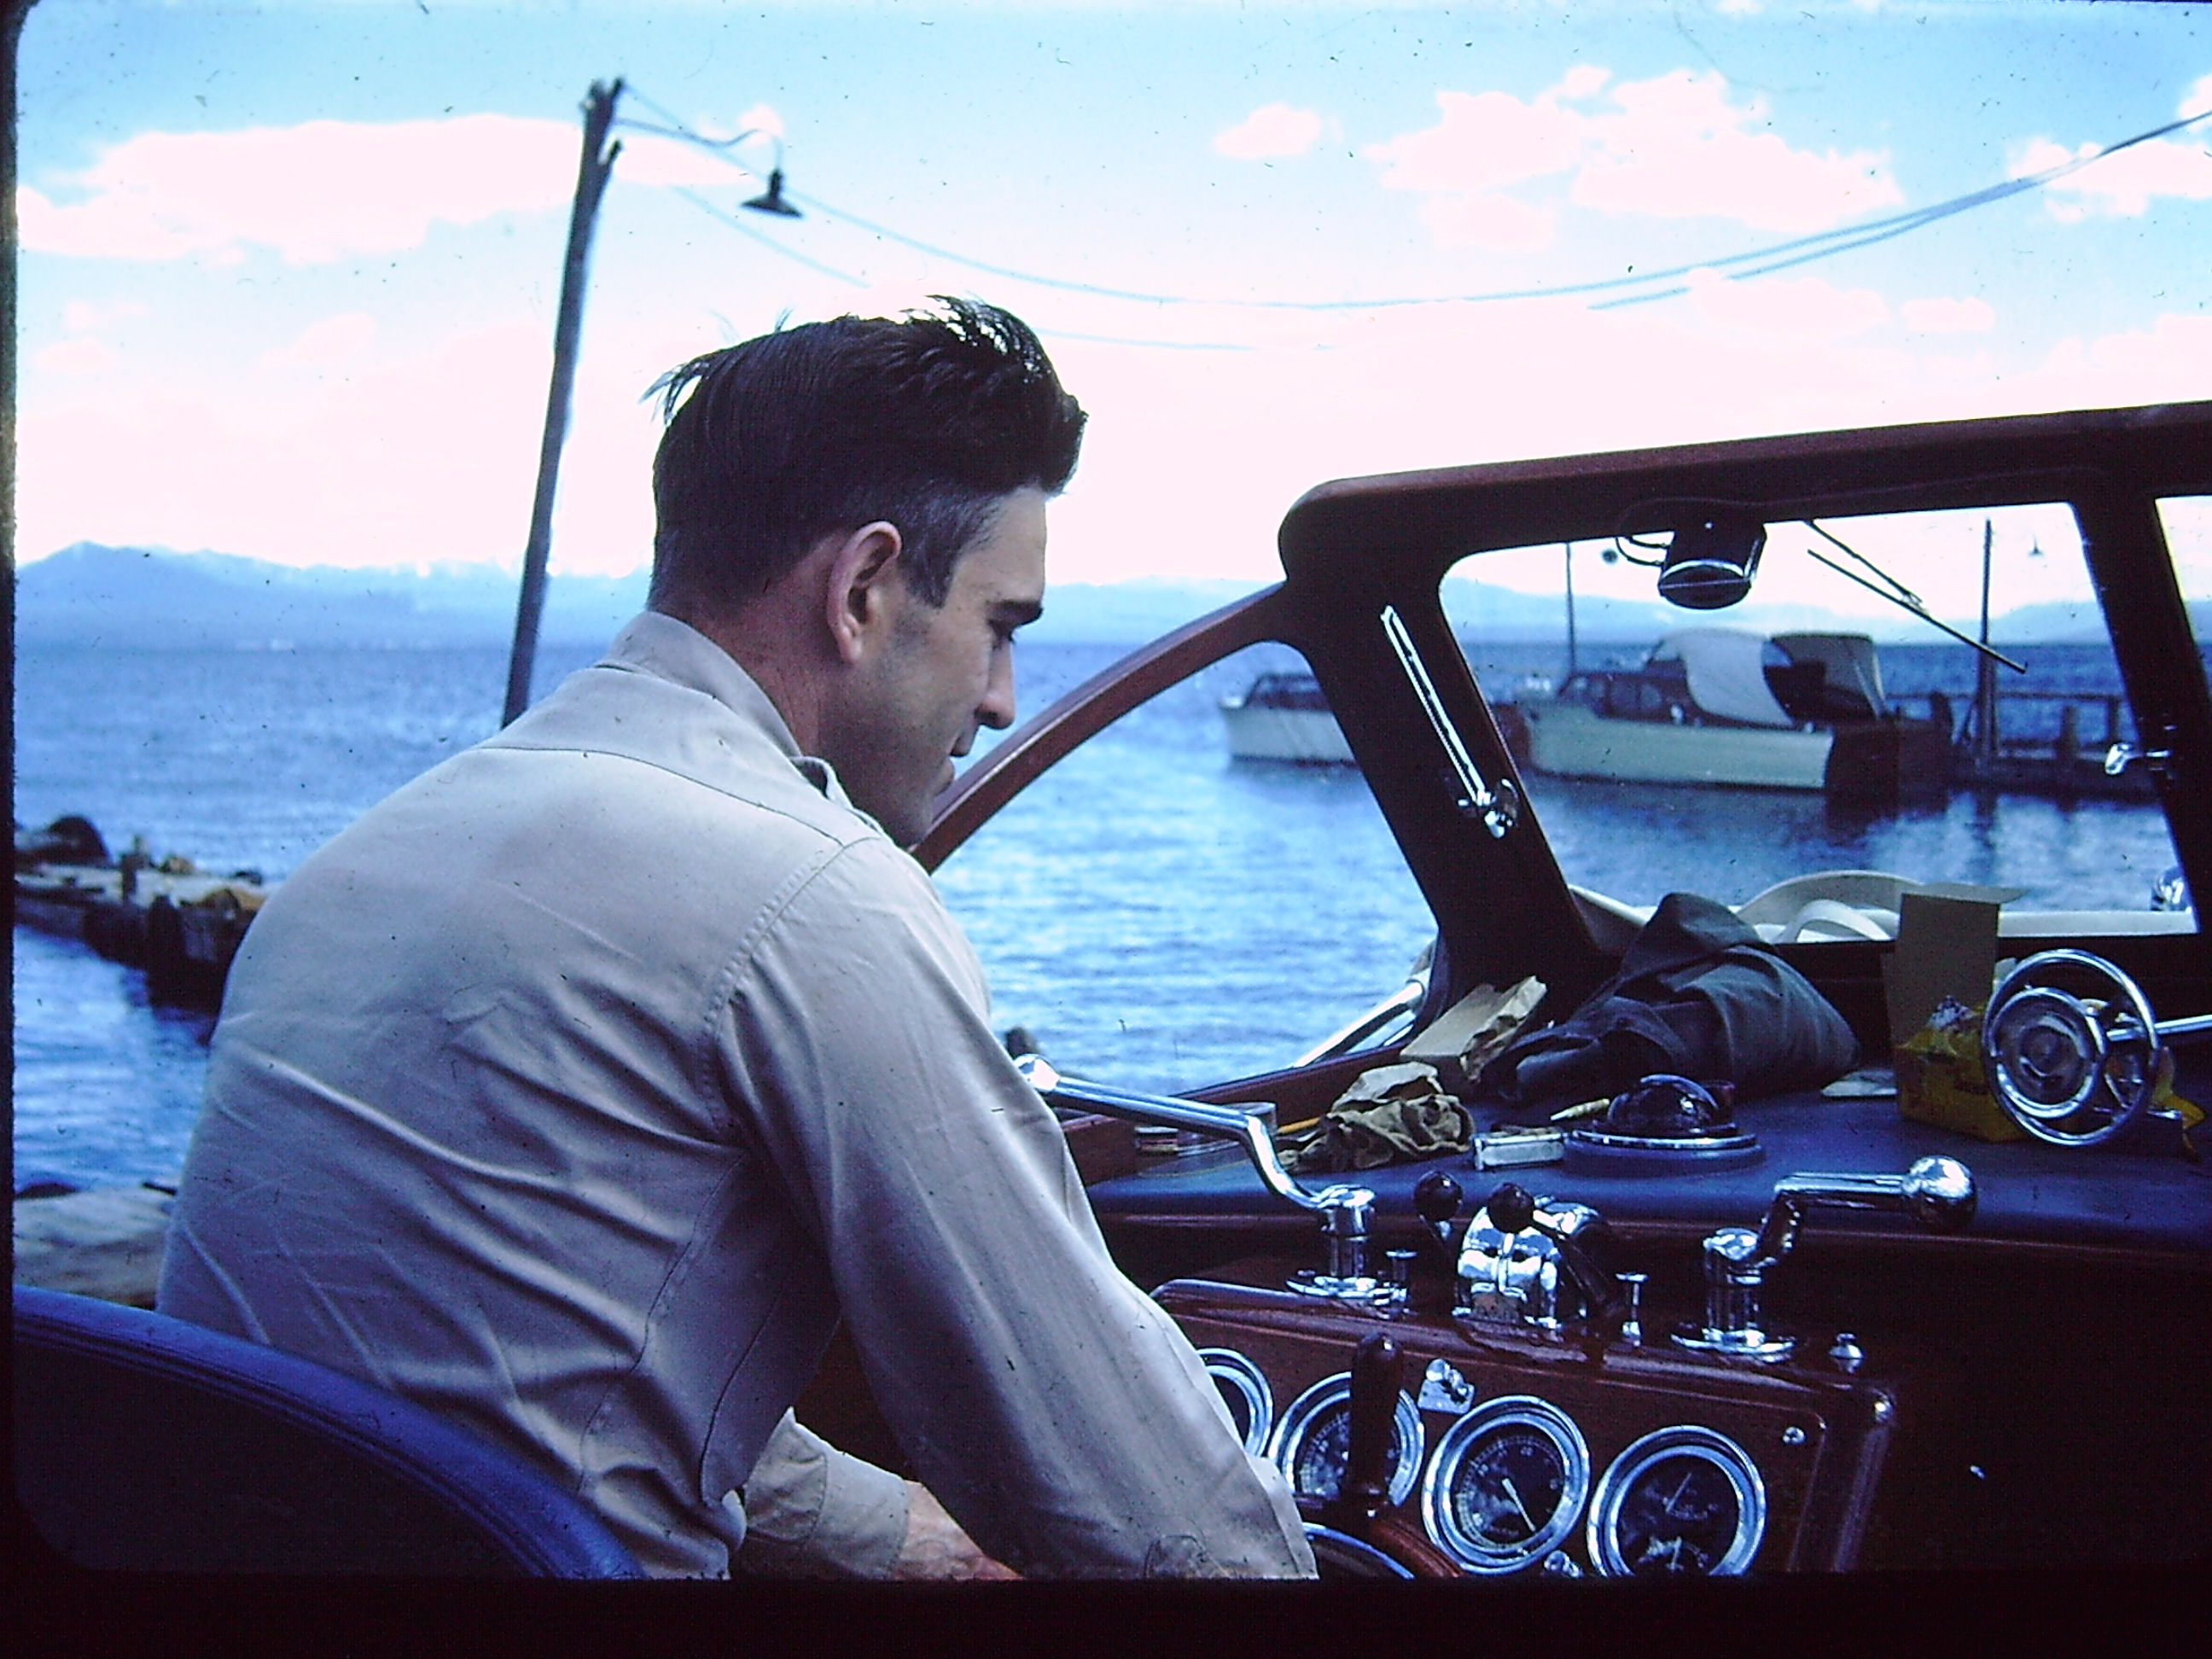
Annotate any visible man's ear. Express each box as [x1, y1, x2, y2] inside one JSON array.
[[822, 521, 905, 666]]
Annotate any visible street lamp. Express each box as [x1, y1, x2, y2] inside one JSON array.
[[614, 114, 804, 218]]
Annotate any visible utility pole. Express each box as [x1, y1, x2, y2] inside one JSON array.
[[504, 79, 623, 726]]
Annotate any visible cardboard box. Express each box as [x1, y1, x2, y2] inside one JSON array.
[[1884, 886, 2028, 1142]]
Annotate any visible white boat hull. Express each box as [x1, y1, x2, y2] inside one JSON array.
[[1220, 703, 1355, 765], [1519, 701, 1832, 789]]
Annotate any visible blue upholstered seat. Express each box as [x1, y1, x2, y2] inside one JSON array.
[[13, 1285, 643, 1577]]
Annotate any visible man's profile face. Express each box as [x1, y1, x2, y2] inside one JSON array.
[[839, 487, 1048, 846]]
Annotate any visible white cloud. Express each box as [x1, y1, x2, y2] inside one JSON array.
[[61, 298, 149, 334], [1368, 67, 1901, 249], [1417, 190, 1556, 251], [15, 114, 745, 265], [38, 337, 118, 375], [16, 323, 567, 568], [2183, 74, 2212, 120], [1214, 104, 1324, 160], [696, 102, 786, 143], [1367, 84, 1592, 196], [262, 312, 378, 370], [614, 126, 783, 189], [2011, 131, 2212, 221], [1687, 270, 1889, 338], [1572, 72, 1902, 231], [2085, 310, 2212, 376], [1901, 295, 1996, 335]]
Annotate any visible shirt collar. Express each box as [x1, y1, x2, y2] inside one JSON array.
[[600, 611, 852, 806]]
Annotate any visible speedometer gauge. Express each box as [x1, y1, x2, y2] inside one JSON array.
[[1266, 1372, 1424, 1508], [1588, 1425, 1766, 1577], [1420, 1396, 1591, 1574]]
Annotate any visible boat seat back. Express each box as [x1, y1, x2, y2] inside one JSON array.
[[11, 1285, 643, 1576]]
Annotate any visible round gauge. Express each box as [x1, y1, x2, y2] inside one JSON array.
[[1266, 1372, 1425, 1509], [1588, 1425, 1767, 1578], [1196, 1348, 1274, 1457], [1419, 1396, 1591, 1575]]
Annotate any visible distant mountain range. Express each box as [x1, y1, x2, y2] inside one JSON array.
[[14, 542, 2202, 652], [15, 544, 649, 652]]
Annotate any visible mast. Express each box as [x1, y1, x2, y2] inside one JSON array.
[[1563, 542, 1579, 678], [504, 80, 624, 727], [1974, 516, 1999, 766]]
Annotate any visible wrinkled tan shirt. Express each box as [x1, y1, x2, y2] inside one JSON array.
[[157, 613, 1313, 1580]]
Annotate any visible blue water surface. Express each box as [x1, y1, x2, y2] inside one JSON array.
[[12, 634, 2194, 1190]]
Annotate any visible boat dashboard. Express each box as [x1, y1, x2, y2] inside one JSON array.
[[1080, 1057, 2212, 1577], [890, 399, 2212, 1582]]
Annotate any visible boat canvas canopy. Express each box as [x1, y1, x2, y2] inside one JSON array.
[[1774, 632, 1886, 718], [1649, 630, 1796, 728]]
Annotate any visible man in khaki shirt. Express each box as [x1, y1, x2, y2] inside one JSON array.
[[158, 300, 1314, 1580]]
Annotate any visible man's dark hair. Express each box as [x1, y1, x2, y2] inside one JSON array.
[[647, 298, 1086, 611]]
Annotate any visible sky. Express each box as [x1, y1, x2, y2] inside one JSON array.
[[13, 0, 2212, 616]]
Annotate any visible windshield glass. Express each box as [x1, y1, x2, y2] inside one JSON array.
[[1445, 501, 2196, 927], [935, 641, 1432, 1095]]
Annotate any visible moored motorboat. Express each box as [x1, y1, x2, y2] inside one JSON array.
[[1220, 670, 1355, 764], [1514, 628, 1950, 799]]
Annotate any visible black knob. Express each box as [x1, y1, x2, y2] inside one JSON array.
[[1413, 1170, 1464, 1227], [1486, 1181, 1536, 1235]]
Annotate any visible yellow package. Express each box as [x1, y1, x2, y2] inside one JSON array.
[[1895, 997, 2028, 1144]]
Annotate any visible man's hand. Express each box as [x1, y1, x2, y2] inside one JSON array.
[[890, 1481, 1020, 1580]]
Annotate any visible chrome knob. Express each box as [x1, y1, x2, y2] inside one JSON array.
[[1900, 1155, 1977, 1231]]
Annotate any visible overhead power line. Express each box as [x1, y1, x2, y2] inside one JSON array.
[[633, 86, 2212, 323]]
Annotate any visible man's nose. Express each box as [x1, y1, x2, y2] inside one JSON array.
[[979, 648, 1017, 731]]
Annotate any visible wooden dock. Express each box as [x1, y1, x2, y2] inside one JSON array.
[[14, 817, 268, 1008]]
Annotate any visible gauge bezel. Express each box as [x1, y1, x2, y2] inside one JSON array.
[[1302, 1522, 1417, 1580], [1196, 1347, 1274, 1457], [1266, 1371, 1425, 1508], [1586, 1423, 1767, 1578], [1419, 1394, 1592, 1575]]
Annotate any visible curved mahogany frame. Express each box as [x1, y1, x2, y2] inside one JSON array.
[[913, 585, 1295, 872]]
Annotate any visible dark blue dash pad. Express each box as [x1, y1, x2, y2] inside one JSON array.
[[1087, 1088, 2212, 1254]]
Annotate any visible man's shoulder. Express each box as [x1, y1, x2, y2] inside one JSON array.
[[482, 660, 876, 851]]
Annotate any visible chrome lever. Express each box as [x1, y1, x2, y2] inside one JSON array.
[[1674, 1158, 1975, 1362], [1014, 1052, 1383, 1299]]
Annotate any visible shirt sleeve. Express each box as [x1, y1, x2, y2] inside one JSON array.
[[731, 1411, 911, 1580], [715, 839, 1315, 1580]]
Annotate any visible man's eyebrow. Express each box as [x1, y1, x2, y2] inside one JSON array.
[[992, 598, 1045, 627]]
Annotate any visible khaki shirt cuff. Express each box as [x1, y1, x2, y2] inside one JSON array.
[[732, 1412, 911, 1580]]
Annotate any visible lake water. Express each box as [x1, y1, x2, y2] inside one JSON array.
[[13, 634, 2195, 1194]]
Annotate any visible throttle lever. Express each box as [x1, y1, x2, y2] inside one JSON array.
[[1329, 1332, 1405, 1533], [1486, 1182, 1627, 1333], [1674, 1156, 1975, 1361], [1406, 1171, 1463, 1314]]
